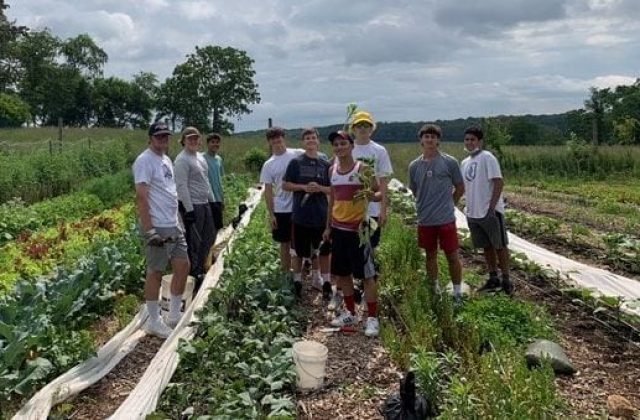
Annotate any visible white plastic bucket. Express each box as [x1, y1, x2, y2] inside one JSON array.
[[159, 274, 195, 313], [292, 340, 328, 390]]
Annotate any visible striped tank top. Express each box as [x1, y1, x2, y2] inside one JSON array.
[[331, 161, 366, 231]]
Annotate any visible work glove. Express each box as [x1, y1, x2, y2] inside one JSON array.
[[144, 228, 164, 247]]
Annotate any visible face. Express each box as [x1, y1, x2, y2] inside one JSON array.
[[464, 133, 482, 152], [332, 138, 353, 158], [184, 134, 201, 153], [353, 122, 373, 140], [208, 137, 221, 154], [420, 132, 440, 153], [269, 135, 287, 155], [302, 132, 319, 152], [149, 133, 170, 154]]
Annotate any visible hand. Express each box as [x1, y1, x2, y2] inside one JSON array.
[[184, 211, 196, 224], [305, 182, 321, 193], [144, 228, 164, 247], [487, 208, 496, 218], [269, 214, 278, 229], [322, 227, 331, 242]]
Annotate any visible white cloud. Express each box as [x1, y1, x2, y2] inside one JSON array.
[[5, 0, 639, 131]]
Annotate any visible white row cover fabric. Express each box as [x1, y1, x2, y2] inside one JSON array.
[[13, 187, 263, 420], [388, 179, 640, 318], [109, 187, 264, 419]]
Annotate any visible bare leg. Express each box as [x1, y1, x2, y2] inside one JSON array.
[[144, 271, 163, 301], [483, 246, 498, 274], [426, 249, 439, 290], [170, 256, 189, 295], [280, 242, 291, 273], [445, 250, 462, 285], [497, 247, 510, 277]]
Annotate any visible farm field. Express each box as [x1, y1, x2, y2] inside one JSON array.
[[2, 127, 640, 418]]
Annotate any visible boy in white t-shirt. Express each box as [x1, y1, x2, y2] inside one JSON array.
[[259, 127, 302, 279], [460, 126, 513, 295]]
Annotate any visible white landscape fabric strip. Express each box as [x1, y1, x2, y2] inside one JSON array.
[[12, 187, 262, 420], [109, 187, 264, 420], [12, 311, 148, 420], [387, 179, 640, 318]]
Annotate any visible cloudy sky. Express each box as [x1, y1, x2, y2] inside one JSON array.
[[7, 0, 640, 131]]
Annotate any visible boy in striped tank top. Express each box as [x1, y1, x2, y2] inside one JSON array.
[[323, 130, 382, 337]]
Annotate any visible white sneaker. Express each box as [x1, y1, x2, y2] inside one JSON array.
[[311, 274, 323, 291], [164, 312, 182, 328], [328, 292, 343, 311], [364, 317, 380, 337], [330, 311, 359, 327], [144, 318, 173, 338]]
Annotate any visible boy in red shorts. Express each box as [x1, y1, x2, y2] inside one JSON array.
[[323, 130, 382, 337], [408, 124, 465, 303]]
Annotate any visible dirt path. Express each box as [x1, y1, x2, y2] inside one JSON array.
[[296, 284, 400, 420]]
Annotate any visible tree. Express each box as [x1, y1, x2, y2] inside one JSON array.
[[60, 33, 108, 78], [613, 117, 639, 144], [164, 45, 260, 133], [482, 117, 511, 160], [0, 92, 29, 127], [584, 87, 614, 145], [507, 116, 540, 145], [0, 0, 27, 93]]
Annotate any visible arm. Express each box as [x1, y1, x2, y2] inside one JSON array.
[[174, 157, 193, 212], [323, 185, 334, 241], [264, 183, 277, 229], [135, 183, 153, 232], [489, 178, 504, 213], [453, 182, 465, 206]]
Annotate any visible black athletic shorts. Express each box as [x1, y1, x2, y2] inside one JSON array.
[[330, 227, 375, 279], [210, 202, 224, 230], [292, 223, 331, 259], [272, 212, 292, 243]]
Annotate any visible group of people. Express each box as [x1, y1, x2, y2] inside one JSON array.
[[260, 111, 512, 338], [132, 122, 225, 338], [132, 110, 512, 339]]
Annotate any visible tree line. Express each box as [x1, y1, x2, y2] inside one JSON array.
[[0, 1, 259, 133]]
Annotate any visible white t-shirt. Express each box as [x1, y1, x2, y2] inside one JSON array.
[[259, 148, 303, 213], [460, 150, 505, 218], [353, 140, 393, 217], [133, 148, 180, 228]]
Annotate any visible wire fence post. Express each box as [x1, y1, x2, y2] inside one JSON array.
[[58, 117, 63, 152], [268, 118, 272, 128]]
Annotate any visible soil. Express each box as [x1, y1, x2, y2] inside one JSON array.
[[296, 283, 400, 420]]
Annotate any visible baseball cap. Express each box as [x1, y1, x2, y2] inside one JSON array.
[[181, 126, 201, 139], [350, 111, 376, 130], [328, 130, 353, 144], [148, 121, 172, 137]]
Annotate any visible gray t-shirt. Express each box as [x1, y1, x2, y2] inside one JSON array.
[[408, 152, 463, 226], [174, 150, 215, 212]]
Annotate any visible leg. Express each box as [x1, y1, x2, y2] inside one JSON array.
[[497, 247, 510, 277], [483, 246, 498, 274], [279, 241, 291, 272], [445, 251, 462, 286], [144, 270, 163, 302]]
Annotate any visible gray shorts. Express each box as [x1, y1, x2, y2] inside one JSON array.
[[144, 226, 189, 273], [467, 211, 509, 250]]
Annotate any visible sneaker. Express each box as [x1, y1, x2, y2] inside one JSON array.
[[501, 278, 514, 296], [311, 274, 323, 291], [477, 276, 502, 294], [330, 311, 359, 327], [328, 292, 343, 311], [322, 281, 333, 302], [294, 281, 303, 298], [144, 318, 173, 339], [364, 317, 380, 337], [164, 312, 182, 329]]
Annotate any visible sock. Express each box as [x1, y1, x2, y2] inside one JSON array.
[[367, 301, 378, 318], [169, 294, 182, 317], [322, 273, 331, 285], [344, 295, 356, 315], [489, 271, 498, 279], [146, 300, 160, 322], [453, 284, 462, 297], [293, 272, 302, 283]]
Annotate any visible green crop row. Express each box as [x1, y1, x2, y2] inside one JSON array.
[[0, 171, 134, 246], [378, 190, 562, 418], [153, 205, 301, 419], [0, 226, 145, 408]]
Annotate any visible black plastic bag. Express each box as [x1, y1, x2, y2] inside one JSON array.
[[381, 371, 433, 420]]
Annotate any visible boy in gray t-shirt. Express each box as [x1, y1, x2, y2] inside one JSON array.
[[408, 124, 465, 302]]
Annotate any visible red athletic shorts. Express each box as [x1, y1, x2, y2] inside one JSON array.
[[417, 222, 459, 254]]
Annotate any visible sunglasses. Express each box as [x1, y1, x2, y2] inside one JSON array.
[[354, 122, 372, 129]]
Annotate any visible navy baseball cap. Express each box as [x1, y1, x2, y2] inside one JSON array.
[[148, 121, 172, 137]]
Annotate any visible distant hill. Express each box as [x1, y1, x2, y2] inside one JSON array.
[[235, 113, 569, 144]]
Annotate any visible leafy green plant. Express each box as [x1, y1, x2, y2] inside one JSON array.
[[242, 147, 268, 173]]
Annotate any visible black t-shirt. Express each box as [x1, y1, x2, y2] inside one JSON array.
[[284, 154, 331, 227]]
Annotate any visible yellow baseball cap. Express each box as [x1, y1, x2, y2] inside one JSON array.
[[350, 110, 376, 130]]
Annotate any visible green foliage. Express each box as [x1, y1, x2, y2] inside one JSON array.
[[482, 117, 512, 160], [155, 206, 300, 418], [0, 93, 30, 127], [242, 146, 268, 173]]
